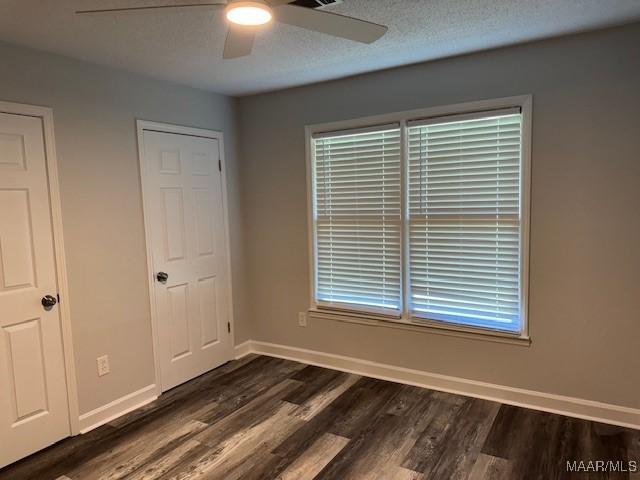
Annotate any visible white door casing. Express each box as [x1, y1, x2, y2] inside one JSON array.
[[0, 111, 72, 467], [139, 124, 233, 392]]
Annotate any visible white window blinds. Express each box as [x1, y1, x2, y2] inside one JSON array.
[[312, 125, 402, 313], [407, 110, 523, 332]]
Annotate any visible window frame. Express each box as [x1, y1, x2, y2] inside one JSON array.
[[306, 95, 532, 343]]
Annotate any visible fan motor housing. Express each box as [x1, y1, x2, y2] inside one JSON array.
[[291, 0, 344, 9]]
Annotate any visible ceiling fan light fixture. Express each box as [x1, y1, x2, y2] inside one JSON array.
[[225, 1, 273, 26]]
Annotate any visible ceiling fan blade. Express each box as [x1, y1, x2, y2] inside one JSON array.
[[76, 1, 226, 15], [223, 26, 256, 59], [273, 5, 387, 44]]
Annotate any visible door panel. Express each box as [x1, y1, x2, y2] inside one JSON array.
[[194, 188, 215, 257], [0, 190, 36, 290], [0, 132, 27, 170], [143, 130, 232, 391], [161, 187, 187, 262], [4, 318, 48, 421], [0, 112, 70, 468], [167, 283, 191, 360], [198, 275, 219, 347]]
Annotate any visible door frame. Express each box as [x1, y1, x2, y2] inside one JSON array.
[[0, 100, 80, 435], [136, 120, 235, 395]]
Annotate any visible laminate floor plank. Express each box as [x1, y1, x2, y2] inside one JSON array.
[[483, 406, 567, 480], [194, 379, 302, 447], [371, 391, 447, 479], [326, 378, 403, 438], [384, 384, 430, 417], [400, 390, 468, 473], [583, 423, 634, 480], [0, 424, 116, 480], [384, 467, 424, 480], [291, 372, 361, 421], [468, 454, 513, 480], [420, 397, 500, 479], [64, 419, 209, 480], [482, 405, 640, 480], [101, 421, 208, 480], [1, 355, 637, 480], [107, 355, 262, 430], [630, 429, 640, 480], [167, 403, 304, 480], [284, 367, 345, 405], [278, 433, 350, 480], [271, 376, 399, 465], [482, 404, 544, 460], [124, 438, 203, 480], [320, 402, 427, 480], [197, 358, 307, 425], [312, 411, 399, 480], [239, 376, 372, 480]]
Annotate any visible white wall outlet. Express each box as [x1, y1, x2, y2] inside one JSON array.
[[97, 355, 110, 377], [298, 312, 308, 327]]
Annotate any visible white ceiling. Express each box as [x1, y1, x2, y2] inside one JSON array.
[[1, 0, 639, 96]]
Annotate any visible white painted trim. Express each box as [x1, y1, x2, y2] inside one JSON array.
[[217, 133, 237, 355], [520, 95, 533, 338], [0, 101, 80, 435], [241, 340, 640, 430], [306, 95, 533, 134], [233, 340, 253, 359], [304, 124, 317, 312], [78, 385, 157, 434], [136, 121, 162, 397], [309, 309, 530, 346], [305, 95, 533, 342], [136, 120, 235, 395]]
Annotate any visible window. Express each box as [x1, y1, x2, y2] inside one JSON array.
[[309, 98, 530, 338], [407, 110, 523, 332], [312, 125, 402, 314]]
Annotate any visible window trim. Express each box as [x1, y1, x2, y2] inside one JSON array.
[[306, 95, 532, 343]]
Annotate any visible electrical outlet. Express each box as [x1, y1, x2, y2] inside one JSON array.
[[97, 355, 110, 377], [298, 312, 308, 327]]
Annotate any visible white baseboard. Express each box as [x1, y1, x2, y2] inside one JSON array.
[[78, 384, 158, 434], [239, 340, 640, 430], [234, 340, 253, 359]]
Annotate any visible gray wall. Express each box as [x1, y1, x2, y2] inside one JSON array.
[[0, 41, 249, 415], [237, 23, 640, 409]]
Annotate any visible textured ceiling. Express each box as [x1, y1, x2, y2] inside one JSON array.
[[1, 0, 640, 96]]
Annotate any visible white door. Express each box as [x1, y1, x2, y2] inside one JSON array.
[[0, 112, 70, 468], [142, 129, 232, 392]]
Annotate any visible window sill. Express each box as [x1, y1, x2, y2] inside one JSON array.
[[308, 308, 531, 347]]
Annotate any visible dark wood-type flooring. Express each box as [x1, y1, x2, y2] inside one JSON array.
[[1, 355, 638, 479]]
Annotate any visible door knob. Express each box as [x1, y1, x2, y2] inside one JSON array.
[[156, 272, 169, 283], [42, 295, 58, 310]]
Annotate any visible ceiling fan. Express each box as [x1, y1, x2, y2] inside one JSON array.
[[76, 0, 388, 59]]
